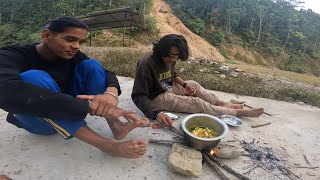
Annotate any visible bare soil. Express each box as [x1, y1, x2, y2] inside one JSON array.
[[151, 0, 225, 62]]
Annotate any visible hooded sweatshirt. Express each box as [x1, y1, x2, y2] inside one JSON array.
[[131, 52, 179, 119]]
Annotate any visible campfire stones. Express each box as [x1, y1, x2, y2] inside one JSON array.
[[168, 143, 202, 177]]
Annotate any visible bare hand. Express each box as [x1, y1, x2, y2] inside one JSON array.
[[185, 84, 196, 96], [77, 94, 137, 122], [157, 113, 173, 127]]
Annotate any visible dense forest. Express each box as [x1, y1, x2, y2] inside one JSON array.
[[165, 0, 320, 76], [0, 0, 153, 45], [0, 0, 319, 76]]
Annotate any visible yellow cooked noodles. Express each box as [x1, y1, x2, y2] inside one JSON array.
[[189, 127, 216, 138]]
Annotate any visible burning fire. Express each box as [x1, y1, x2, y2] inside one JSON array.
[[209, 148, 218, 155]]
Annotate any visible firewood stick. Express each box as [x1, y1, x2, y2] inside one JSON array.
[[148, 139, 183, 144], [303, 154, 312, 166], [203, 153, 230, 180], [279, 167, 302, 180], [251, 122, 272, 128], [205, 152, 251, 180], [295, 166, 319, 169]]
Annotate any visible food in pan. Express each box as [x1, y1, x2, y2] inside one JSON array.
[[189, 126, 216, 138]]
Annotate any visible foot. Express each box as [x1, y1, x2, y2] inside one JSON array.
[[107, 118, 149, 140], [236, 108, 264, 117], [224, 103, 244, 109], [106, 139, 148, 158], [0, 175, 12, 180]]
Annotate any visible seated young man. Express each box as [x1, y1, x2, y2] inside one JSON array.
[[0, 16, 148, 158], [131, 34, 264, 127]]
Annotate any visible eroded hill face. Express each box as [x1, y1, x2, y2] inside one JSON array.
[[151, 0, 225, 62]]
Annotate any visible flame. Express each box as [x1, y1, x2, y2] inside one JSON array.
[[210, 148, 218, 155]]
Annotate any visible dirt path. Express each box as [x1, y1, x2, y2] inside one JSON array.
[[1, 76, 320, 179], [151, 0, 225, 62]]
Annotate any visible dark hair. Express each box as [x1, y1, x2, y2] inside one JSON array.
[[152, 34, 189, 61], [44, 16, 89, 33]]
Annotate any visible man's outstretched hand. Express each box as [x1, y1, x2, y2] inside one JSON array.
[[77, 94, 139, 122], [156, 113, 173, 127]]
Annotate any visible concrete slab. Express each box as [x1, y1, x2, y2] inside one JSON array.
[[1, 76, 320, 179]]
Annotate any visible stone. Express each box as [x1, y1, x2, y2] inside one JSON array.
[[230, 71, 239, 78], [168, 143, 202, 177], [199, 68, 209, 73], [188, 57, 195, 61], [235, 68, 244, 72], [215, 144, 248, 159], [179, 68, 185, 73], [219, 65, 229, 72], [220, 74, 226, 79], [209, 61, 218, 65]]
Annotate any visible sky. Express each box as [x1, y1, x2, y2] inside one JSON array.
[[299, 0, 320, 14]]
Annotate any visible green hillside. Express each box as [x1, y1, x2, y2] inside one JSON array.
[[165, 0, 320, 77]]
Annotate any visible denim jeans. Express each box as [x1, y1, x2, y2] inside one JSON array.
[[12, 60, 107, 139]]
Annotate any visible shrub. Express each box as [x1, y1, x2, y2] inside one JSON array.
[[99, 49, 145, 77], [211, 31, 225, 47], [187, 18, 205, 35], [144, 15, 159, 34]]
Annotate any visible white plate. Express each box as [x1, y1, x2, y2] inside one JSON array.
[[221, 115, 242, 127]]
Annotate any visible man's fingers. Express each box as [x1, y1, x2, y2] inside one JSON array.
[[165, 118, 173, 126], [77, 95, 95, 101], [122, 110, 136, 115], [162, 117, 171, 126], [95, 104, 106, 116]]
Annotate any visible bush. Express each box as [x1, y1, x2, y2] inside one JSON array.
[[99, 49, 145, 77], [211, 31, 225, 47], [144, 15, 159, 34], [219, 47, 229, 59], [187, 18, 205, 35], [281, 55, 305, 74], [274, 88, 320, 107]]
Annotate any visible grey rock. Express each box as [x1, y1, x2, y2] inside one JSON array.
[[215, 144, 248, 159], [168, 143, 202, 177], [179, 68, 185, 73], [209, 61, 218, 65], [219, 65, 229, 72], [199, 68, 209, 73], [220, 74, 226, 79], [230, 72, 239, 78], [235, 68, 244, 72], [188, 57, 195, 61]]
